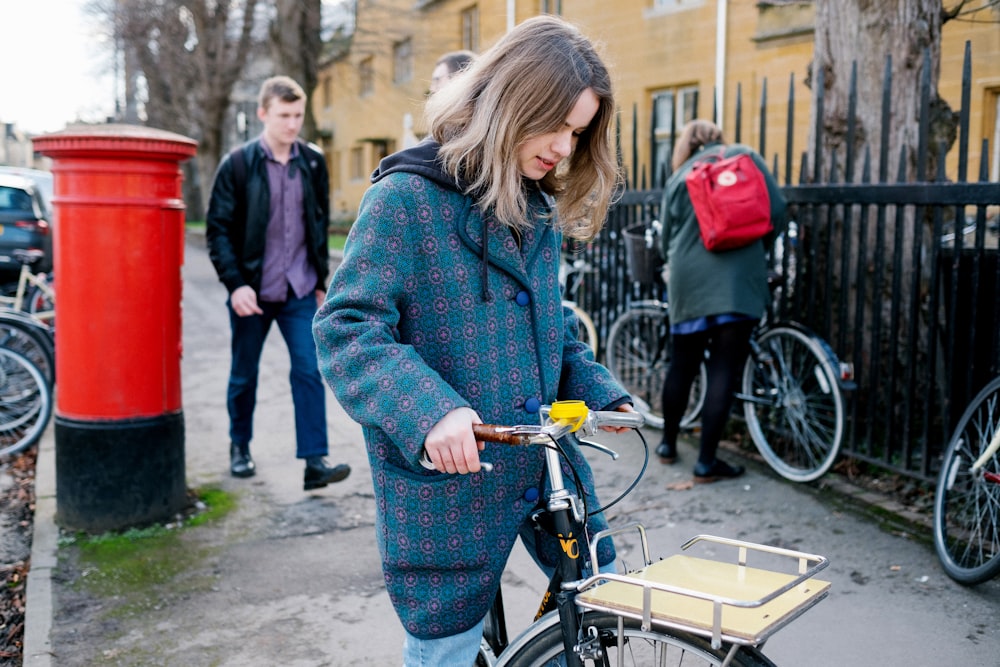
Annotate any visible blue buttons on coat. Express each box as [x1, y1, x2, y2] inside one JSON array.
[[523, 487, 540, 503], [515, 291, 530, 306], [524, 397, 541, 413]]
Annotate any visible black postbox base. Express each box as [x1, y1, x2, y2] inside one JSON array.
[[54, 412, 186, 533]]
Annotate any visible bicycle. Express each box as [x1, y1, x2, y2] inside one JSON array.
[[561, 253, 598, 358], [605, 221, 854, 483], [933, 375, 1000, 584], [0, 309, 55, 389], [0, 346, 54, 458], [450, 400, 830, 666], [0, 248, 55, 325]]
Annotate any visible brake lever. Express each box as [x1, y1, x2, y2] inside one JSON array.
[[575, 437, 620, 460]]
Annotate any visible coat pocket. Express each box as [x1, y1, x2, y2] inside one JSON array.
[[377, 461, 491, 571]]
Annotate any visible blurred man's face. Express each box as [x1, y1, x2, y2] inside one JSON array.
[[429, 63, 452, 94]]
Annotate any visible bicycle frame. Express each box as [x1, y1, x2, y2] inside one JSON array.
[[0, 258, 54, 322], [476, 402, 831, 667], [479, 404, 639, 666]]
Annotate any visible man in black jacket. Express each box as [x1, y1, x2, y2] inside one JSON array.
[[206, 75, 350, 491]]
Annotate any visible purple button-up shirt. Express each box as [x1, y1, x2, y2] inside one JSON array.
[[258, 139, 317, 303]]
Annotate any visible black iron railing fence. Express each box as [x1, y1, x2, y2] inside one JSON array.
[[572, 43, 1000, 483]]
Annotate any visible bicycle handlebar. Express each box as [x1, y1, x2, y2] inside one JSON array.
[[420, 403, 645, 472]]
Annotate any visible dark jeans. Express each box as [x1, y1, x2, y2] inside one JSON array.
[[661, 319, 756, 466], [227, 291, 328, 459]]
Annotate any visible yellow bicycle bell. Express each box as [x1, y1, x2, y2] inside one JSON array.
[[548, 400, 589, 432]]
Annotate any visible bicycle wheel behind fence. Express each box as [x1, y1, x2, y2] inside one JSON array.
[[740, 325, 844, 482], [933, 376, 1000, 585], [0, 347, 54, 458], [495, 612, 773, 667], [606, 304, 704, 430]]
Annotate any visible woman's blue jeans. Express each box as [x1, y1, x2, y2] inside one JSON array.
[[226, 291, 328, 458], [400, 559, 616, 666]]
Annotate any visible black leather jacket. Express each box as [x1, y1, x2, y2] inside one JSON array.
[[206, 138, 330, 295]]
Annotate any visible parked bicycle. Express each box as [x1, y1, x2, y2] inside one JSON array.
[[605, 221, 854, 483], [0, 248, 55, 325], [0, 309, 55, 389], [933, 375, 1000, 584], [453, 400, 830, 666], [560, 252, 598, 358], [0, 345, 53, 458]]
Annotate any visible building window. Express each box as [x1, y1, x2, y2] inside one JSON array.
[[650, 0, 705, 14], [322, 76, 332, 109], [332, 150, 342, 191], [651, 85, 699, 185], [461, 6, 479, 52], [989, 88, 1000, 182], [393, 38, 413, 85], [350, 146, 365, 181], [359, 56, 374, 97], [540, 0, 562, 14]]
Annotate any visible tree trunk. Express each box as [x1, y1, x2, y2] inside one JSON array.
[[809, 0, 953, 183], [270, 0, 323, 142], [806, 0, 959, 451]]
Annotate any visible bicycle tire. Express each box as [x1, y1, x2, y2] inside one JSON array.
[[933, 376, 1000, 585], [0, 347, 53, 458], [741, 325, 844, 482], [605, 303, 704, 430], [565, 301, 599, 359], [25, 273, 55, 320], [0, 310, 55, 388], [495, 611, 773, 667]]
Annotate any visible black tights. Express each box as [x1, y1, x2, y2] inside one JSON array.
[[661, 320, 756, 466]]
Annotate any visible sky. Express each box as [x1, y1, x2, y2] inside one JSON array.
[[0, 1, 116, 135]]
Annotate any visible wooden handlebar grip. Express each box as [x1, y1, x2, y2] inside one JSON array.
[[473, 424, 531, 445]]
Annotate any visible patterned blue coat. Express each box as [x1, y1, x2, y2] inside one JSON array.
[[312, 145, 629, 639]]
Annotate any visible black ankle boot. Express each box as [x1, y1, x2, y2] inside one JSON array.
[[656, 442, 678, 464], [304, 457, 351, 490], [693, 458, 745, 484], [230, 442, 255, 478]]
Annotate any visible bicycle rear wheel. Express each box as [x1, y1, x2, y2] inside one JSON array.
[[496, 612, 773, 667], [0, 310, 55, 388], [26, 272, 55, 320], [933, 376, 1000, 585], [605, 303, 704, 430], [741, 325, 844, 482], [0, 347, 53, 458], [565, 301, 598, 359]]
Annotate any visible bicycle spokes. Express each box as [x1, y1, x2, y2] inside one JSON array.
[[934, 377, 1000, 584]]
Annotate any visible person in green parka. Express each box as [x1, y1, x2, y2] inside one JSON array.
[[658, 119, 787, 482], [312, 16, 636, 666]]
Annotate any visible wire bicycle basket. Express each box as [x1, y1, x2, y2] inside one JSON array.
[[623, 222, 664, 285]]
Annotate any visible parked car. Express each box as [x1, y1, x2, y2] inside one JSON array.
[[0, 173, 53, 278], [0, 167, 53, 216]]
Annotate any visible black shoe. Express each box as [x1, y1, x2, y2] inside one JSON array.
[[230, 442, 256, 478], [656, 442, 678, 464], [693, 458, 745, 484], [304, 457, 351, 490]]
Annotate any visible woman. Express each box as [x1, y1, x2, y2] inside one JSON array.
[[657, 119, 786, 482], [312, 16, 632, 665]]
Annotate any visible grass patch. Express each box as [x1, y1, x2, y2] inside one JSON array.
[[61, 486, 237, 599], [330, 232, 348, 252]]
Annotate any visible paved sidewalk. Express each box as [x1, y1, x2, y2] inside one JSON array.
[[21, 232, 999, 666]]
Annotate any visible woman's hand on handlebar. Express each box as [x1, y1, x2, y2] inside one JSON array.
[[423, 407, 486, 474], [601, 404, 639, 434]]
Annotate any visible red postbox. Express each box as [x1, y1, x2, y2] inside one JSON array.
[[34, 125, 197, 532]]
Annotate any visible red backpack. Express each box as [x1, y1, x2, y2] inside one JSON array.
[[684, 148, 772, 252]]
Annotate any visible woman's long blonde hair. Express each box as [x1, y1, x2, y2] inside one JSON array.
[[671, 119, 725, 171], [425, 15, 620, 240]]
